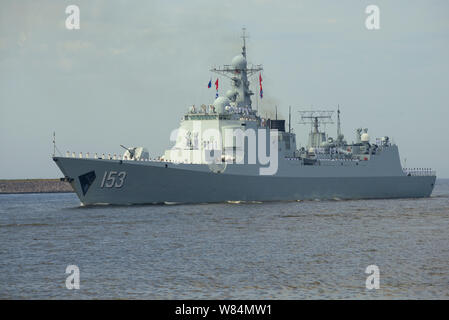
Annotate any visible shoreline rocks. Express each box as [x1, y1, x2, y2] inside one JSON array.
[[0, 179, 74, 194]]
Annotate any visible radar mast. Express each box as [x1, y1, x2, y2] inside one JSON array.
[[298, 110, 334, 148], [337, 105, 341, 138], [210, 28, 263, 109], [241, 27, 247, 58]]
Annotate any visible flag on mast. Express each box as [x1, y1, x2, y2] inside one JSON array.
[[207, 78, 212, 88], [215, 78, 219, 98], [259, 73, 263, 99]]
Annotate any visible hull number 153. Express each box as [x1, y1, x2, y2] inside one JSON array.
[[100, 171, 127, 188]]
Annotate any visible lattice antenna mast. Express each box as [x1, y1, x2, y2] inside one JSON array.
[[209, 28, 263, 109], [241, 27, 247, 58], [298, 110, 334, 133], [337, 105, 341, 137], [210, 28, 263, 80]]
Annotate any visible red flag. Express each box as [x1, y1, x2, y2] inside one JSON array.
[[259, 73, 262, 85], [215, 78, 219, 90]]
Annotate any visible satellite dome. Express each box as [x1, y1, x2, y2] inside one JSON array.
[[226, 89, 238, 101], [361, 133, 370, 143], [231, 54, 247, 70], [213, 96, 231, 113]]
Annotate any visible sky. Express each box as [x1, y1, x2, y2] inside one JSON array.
[[1, 0, 448, 178]]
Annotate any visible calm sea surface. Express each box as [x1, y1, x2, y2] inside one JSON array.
[[1, 180, 448, 299]]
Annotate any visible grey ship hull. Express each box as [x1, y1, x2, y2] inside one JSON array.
[[53, 157, 436, 205]]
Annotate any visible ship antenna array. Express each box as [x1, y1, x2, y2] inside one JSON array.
[[241, 27, 247, 58], [210, 65, 263, 79], [210, 28, 263, 79], [298, 110, 334, 133]]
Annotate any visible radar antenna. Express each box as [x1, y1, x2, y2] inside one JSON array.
[[209, 28, 262, 110], [298, 110, 334, 148], [210, 28, 262, 79], [298, 110, 334, 132], [210, 64, 263, 79]]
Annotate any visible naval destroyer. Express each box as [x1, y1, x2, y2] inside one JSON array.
[[53, 30, 436, 205]]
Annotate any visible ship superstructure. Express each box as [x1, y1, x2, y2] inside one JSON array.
[[52, 30, 436, 205]]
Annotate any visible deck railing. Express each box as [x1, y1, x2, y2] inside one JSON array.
[[62, 151, 168, 162], [403, 168, 436, 176]]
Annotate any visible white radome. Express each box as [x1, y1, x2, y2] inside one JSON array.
[[226, 89, 238, 101], [361, 133, 370, 142], [231, 54, 247, 70], [213, 96, 231, 113]]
